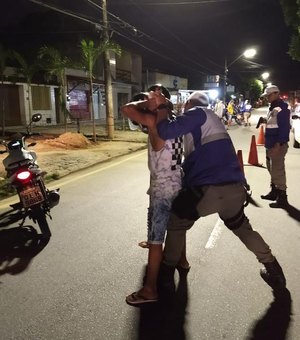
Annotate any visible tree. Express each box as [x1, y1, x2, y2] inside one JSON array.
[[38, 46, 72, 130], [0, 44, 7, 84], [248, 78, 263, 103], [0, 44, 9, 136], [79, 39, 121, 142], [280, 0, 300, 60], [10, 50, 40, 128]]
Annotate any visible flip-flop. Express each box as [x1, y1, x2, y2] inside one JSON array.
[[138, 241, 149, 249], [126, 292, 158, 306]]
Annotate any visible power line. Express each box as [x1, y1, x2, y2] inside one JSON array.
[[109, 25, 208, 75], [142, 0, 232, 5], [29, 0, 222, 76], [85, 0, 161, 42], [28, 0, 207, 76], [128, 0, 224, 73], [28, 0, 104, 28], [85, 0, 213, 75], [87, 0, 223, 74]]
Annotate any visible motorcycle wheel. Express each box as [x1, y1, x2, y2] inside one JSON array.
[[31, 206, 51, 239]]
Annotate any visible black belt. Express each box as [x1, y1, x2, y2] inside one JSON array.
[[195, 181, 241, 190]]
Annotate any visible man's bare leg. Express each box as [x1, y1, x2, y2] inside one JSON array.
[[137, 244, 162, 299]]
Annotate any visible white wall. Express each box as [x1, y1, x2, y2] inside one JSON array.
[[144, 71, 188, 90], [32, 86, 57, 125], [19, 84, 58, 125], [112, 83, 131, 118]]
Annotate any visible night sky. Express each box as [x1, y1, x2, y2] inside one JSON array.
[[1, 0, 299, 91]]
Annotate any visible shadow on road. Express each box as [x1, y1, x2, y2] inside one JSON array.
[[0, 208, 26, 228], [0, 209, 50, 276], [284, 204, 300, 223], [133, 268, 188, 340], [247, 288, 292, 340]]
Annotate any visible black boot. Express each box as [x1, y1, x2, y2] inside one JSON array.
[[261, 183, 278, 201], [260, 258, 286, 290], [157, 262, 176, 296], [269, 190, 289, 208]]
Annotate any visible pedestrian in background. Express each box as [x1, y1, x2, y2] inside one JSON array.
[[214, 99, 226, 121], [226, 99, 235, 126], [243, 99, 252, 126], [260, 85, 290, 208]]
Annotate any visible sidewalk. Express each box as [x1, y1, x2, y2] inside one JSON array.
[[0, 122, 148, 197], [4, 119, 145, 141]]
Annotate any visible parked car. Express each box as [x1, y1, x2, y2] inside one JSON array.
[[291, 103, 300, 148]]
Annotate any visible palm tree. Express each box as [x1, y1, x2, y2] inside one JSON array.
[[0, 44, 9, 136], [0, 44, 7, 84], [38, 46, 72, 130], [10, 50, 39, 129], [79, 39, 121, 142]]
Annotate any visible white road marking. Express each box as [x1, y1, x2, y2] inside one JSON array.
[[205, 217, 224, 249]]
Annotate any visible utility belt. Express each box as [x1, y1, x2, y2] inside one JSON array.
[[172, 182, 250, 221], [172, 186, 203, 221]]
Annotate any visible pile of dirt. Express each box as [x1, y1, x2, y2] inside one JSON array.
[[43, 132, 91, 149], [0, 130, 148, 189]]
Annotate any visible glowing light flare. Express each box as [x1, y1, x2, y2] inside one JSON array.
[[243, 48, 256, 58], [262, 72, 270, 80], [16, 170, 31, 181], [208, 89, 218, 100]]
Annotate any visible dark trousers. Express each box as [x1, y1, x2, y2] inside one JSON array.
[[163, 183, 274, 266]]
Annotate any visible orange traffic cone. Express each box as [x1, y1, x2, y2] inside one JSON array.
[[256, 125, 265, 146], [237, 150, 244, 175], [248, 135, 261, 166]]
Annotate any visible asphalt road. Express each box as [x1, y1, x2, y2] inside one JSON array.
[[0, 110, 299, 340]]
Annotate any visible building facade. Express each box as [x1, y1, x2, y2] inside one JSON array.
[[0, 50, 192, 128], [0, 49, 142, 128]]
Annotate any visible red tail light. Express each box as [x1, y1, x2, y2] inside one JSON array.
[[16, 170, 31, 181]]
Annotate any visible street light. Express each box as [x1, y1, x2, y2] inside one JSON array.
[[261, 72, 270, 81], [223, 48, 257, 102]]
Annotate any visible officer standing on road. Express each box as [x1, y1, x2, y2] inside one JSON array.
[[150, 90, 286, 292], [260, 85, 290, 208]]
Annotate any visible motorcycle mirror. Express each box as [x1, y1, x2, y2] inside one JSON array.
[[31, 113, 42, 123], [26, 113, 42, 134]]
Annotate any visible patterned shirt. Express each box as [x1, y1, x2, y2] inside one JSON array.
[[147, 136, 183, 198]]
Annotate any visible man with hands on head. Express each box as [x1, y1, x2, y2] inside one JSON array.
[[121, 91, 189, 306]]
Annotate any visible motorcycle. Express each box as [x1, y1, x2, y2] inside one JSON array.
[[0, 113, 60, 239]]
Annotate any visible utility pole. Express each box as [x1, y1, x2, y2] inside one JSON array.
[[223, 57, 228, 104], [102, 0, 114, 139]]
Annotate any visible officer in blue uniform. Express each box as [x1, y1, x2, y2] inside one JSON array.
[[155, 91, 286, 291]]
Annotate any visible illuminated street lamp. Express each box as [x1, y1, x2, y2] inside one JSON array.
[[261, 72, 270, 80], [223, 48, 257, 102]]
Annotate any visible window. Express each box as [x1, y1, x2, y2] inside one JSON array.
[[31, 86, 51, 110]]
